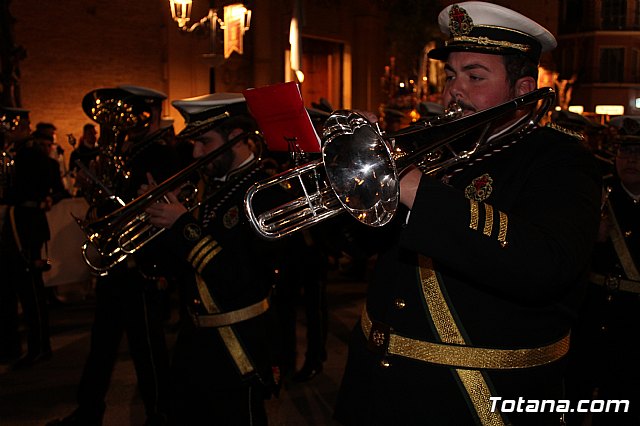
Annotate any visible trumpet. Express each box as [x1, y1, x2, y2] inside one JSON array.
[[245, 87, 555, 240], [76, 131, 262, 275]]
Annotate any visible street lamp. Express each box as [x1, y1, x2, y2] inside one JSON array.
[[168, 1, 251, 59]]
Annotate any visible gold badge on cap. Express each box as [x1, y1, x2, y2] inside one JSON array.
[[465, 173, 493, 202], [449, 4, 474, 37], [223, 205, 240, 229]]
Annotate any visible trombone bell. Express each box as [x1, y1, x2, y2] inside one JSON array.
[[322, 112, 399, 227], [245, 87, 556, 240]]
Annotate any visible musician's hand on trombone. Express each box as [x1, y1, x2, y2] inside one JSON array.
[[143, 173, 188, 229], [353, 109, 378, 124], [399, 166, 422, 210], [137, 172, 158, 196]]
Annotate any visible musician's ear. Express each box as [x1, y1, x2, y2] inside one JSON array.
[[514, 76, 536, 97]]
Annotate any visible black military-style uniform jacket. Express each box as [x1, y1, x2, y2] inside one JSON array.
[[4, 139, 67, 247], [591, 177, 640, 283], [74, 125, 183, 422], [101, 125, 185, 273], [118, 125, 181, 202], [568, 176, 640, 424], [164, 159, 279, 395], [68, 143, 99, 173], [335, 125, 602, 426]]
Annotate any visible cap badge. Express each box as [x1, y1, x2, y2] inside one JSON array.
[[465, 173, 493, 202], [449, 4, 474, 37]]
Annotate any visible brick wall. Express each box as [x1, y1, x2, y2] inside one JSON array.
[[11, 0, 168, 163]]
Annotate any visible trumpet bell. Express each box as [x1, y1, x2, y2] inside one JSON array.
[[322, 111, 398, 227]]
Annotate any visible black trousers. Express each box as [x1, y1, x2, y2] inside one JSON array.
[[75, 265, 170, 421], [0, 207, 51, 358], [0, 239, 21, 359], [274, 239, 328, 373], [170, 324, 269, 426], [275, 273, 328, 371]]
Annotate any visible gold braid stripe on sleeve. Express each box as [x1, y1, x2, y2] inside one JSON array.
[[498, 211, 508, 246], [483, 204, 494, 237], [469, 200, 479, 230], [187, 235, 213, 263], [191, 240, 220, 270], [197, 246, 223, 274]]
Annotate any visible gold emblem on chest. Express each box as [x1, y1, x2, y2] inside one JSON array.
[[465, 173, 493, 201], [223, 205, 240, 229]]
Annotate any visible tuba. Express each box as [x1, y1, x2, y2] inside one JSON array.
[[0, 107, 30, 203], [79, 88, 153, 211], [245, 87, 555, 240], [0, 148, 12, 203], [76, 131, 262, 275]]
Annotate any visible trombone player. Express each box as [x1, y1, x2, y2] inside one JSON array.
[[47, 85, 182, 426], [142, 93, 281, 426], [333, 2, 602, 425]]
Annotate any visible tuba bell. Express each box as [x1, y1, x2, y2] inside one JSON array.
[[245, 87, 556, 240], [78, 88, 153, 211], [0, 106, 30, 203]]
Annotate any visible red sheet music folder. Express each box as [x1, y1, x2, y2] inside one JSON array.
[[243, 82, 321, 153]]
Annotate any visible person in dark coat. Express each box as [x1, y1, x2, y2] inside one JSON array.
[[1, 106, 66, 367], [566, 118, 640, 425], [143, 93, 281, 425], [68, 123, 99, 197], [333, 2, 602, 425], [47, 85, 183, 426], [0, 106, 31, 363]]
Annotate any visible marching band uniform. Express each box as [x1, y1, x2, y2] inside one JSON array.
[[159, 94, 281, 425], [275, 108, 332, 382], [0, 106, 31, 363], [334, 3, 602, 425], [48, 86, 183, 426], [2, 122, 67, 370], [567, 122, 640, 425]]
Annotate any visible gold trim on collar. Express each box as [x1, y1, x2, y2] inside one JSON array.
[[545, 122, 585, 141]]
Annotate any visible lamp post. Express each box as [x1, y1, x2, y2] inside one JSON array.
[[169, 0, 251, 91]]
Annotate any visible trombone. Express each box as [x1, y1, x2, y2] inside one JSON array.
[[76, 131, 262, 275], [245, 87, 556, 240]]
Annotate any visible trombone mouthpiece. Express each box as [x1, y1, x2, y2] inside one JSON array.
[[445, 103, 463, 118]]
